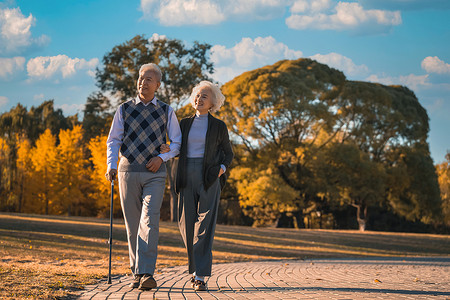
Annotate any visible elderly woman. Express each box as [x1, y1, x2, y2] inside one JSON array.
[[175, 80, 234, 291]]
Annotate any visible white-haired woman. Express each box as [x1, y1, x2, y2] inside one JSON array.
[[175, 80, 234, 291]]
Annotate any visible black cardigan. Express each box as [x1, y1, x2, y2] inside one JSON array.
[[175, 113, 234, 193]]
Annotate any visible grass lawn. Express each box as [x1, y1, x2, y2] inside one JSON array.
[[0, 212, 449, 299]]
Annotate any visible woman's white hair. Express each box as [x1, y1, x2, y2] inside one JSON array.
[[189, 81, 225, 113], [139, 63, 162, 82]]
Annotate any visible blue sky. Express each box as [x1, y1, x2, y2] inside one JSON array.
[[0, 0, 449, 162]]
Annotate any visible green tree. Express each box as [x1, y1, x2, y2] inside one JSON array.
[[220, 58, 346, 225], [385, 144, 441, 225], [221, 58, 440, 230], [0, 101, 70, 144], [323, 142, 387, 231], [0, 104, 29, 211], [0, 104, 29, 139], [96, 34, 214, 221], [0, 137, 15, 211], [27, 100, 70, 142], [333, 82, 439, 229], [82, 92, 114, 142], [96, 34, 213, 107]]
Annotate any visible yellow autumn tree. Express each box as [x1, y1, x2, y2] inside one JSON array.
[[231, 166, 300, 227], [88, 134, 120, 217], [436, 153, 450, 226], [15, 135, 37, 213], [31, 129, 58, 214], [0, 137, 11, 210], [0, 137, 7, 159], [54, 125, 89, 215]]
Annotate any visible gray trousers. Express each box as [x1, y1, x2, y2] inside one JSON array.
[[118, 164, 166, 275], [178, 158, 221, 276]]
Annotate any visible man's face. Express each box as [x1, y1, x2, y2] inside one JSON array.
[[137, 68, 161, 99]]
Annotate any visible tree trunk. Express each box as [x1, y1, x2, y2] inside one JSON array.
[[44, 169, 49, 215], [292, 210, 304, 229], [318, 211, 323, 229], [352, 203, 368, 231], [45, 194, 49, 215], [44, 187, 49, 215], [166, 159, 178, 222], [18, 173, 23, 213]]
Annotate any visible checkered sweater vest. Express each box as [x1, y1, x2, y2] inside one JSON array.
[[118, 98, 168, 172]]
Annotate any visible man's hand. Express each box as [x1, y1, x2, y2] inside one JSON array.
[[105, 169, 117, 181], [160, 144, 170, 154], [146, 157, 163, 172]]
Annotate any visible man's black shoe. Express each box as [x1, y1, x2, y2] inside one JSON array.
[[138, 274, 157, 291], [129, 274, 142, 288]]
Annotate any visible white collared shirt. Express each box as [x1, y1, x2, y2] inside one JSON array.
[[106, 96, 181, 170]]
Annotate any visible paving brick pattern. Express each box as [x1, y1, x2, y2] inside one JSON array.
[[78, 257, 450, 300]]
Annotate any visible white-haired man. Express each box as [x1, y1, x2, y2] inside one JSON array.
[[105, 63, 181, 290]]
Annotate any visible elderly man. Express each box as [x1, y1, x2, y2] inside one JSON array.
[[105, 63, 181, 290]]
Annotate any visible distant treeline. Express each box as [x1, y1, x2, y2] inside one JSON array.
[[0, 35, 449, 232]]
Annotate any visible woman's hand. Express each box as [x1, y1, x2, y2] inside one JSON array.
[[218, 168, 224, 177], [160, 144, 170, 154]]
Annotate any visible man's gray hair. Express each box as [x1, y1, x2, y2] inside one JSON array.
[[189, 81, 225, 113], [139, 63, 162, 82]]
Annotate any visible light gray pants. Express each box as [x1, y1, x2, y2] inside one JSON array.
[[178, 158, 221, 276], [118, 165, 166, 275]]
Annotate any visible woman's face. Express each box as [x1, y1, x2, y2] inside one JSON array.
[[194, 86, 214, 114]]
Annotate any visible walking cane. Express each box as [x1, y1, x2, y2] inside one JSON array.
[[107, 173, 115, 284]]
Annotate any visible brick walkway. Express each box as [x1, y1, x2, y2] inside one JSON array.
[[78, 257, 450, 299]]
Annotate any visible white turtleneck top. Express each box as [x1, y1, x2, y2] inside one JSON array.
[[186, 112, 226, 172], [187, 113, 208, 158]]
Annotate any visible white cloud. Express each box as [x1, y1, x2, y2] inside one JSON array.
[[366, 73, 430, 90], [0, 96, 8, 108], [426, 98, 444, 114], [286, 1, 402, 34], [140, 0, 288, 26], [309, 52, 369, 77], [359, 0, 450, 11], [0, 7, 49, 55], [421, 56, 450, 75], [164, 0, 223, 25], [210, 36, 303, 83], [33, 93, 44, 101], [0, 56, 25, 78], [291, 0, 332, 13], [86, 70, 96, 77], [140, 0, 402, 34], [26, 55, 99, 81], [224, 0, 288, 20], [149, 33, 167, 42], [56, 103, 85, 116]]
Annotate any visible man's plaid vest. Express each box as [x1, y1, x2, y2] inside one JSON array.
[[119, 98, 168, 170]]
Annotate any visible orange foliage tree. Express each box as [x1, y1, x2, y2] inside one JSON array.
[[88, 135, 120, 217], [436, 153, 450, 226], [15, 135, 36, 213], [54, 125, 90, 215], [31, 129, 58, 214]]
